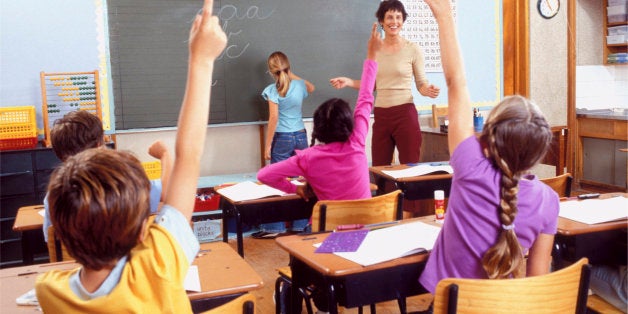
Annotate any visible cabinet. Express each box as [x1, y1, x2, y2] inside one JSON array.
[[603, 0, 628, 65], [0, 146, 61, 268]]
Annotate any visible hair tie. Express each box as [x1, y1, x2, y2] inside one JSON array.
[[502, 223, 515, 231]]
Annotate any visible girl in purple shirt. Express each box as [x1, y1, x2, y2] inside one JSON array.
[[419, 0, 559, 297]]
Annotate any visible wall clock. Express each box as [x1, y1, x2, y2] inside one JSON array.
[[537, 0, 560, 19]]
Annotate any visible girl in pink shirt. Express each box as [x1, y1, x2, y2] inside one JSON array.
[[258, 25, 383, 206]]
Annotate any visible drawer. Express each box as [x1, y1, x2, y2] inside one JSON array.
[[1, 218, 21, 240], [36, 169, 55, 192], [0, 239, 22, 266], [35, 149, 61, 170], [0, 172, 34, 196], [0, 152, 33, 173], [0, 194, 40, 219]]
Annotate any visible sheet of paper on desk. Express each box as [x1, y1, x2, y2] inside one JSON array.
[[382, 164, 453, 179], [38, 209, 45, 217], [334, 221, 441, 266], [184, 265, 201, 292], [215, 181, 289, 202], [559, 197, 628, 224]]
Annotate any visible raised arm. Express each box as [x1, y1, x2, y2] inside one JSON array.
[[290, 72, 316, 93], [148, 140, 172, 201], [425, 0, 473, 154], [164, 0, 227, 221]]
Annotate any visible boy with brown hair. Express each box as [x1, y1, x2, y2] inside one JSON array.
[[42, 110, 171, 243], [35, 0, 227, 311]]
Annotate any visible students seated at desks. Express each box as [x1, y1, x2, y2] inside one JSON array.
[[418, 0, 559, 311], [257, 21, 383, 313], [34, 1, 227, 312], [42, 111, 171, 243]]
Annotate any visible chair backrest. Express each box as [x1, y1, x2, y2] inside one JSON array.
[[433, 257, 591, 314], [201, 293, 256, 314], [311, 190, 403, 232], [432, 104, 449, 128], [540, 172, 573, 197], [47, 226, 71, 262]]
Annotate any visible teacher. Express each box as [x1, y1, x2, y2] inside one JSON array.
[[330, 0, 440, 166]]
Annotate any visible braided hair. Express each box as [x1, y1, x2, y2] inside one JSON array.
[[478, 95, 552, 279]]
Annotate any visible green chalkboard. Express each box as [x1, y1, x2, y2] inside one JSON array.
[[108, 0, 379, 129]]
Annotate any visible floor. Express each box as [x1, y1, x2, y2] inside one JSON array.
[[225, 236, 433, 314]]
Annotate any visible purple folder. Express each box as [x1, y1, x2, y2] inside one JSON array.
[[315, 229, 369, 253]]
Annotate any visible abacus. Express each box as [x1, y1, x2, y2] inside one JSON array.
[[40, 70, 102, 146]]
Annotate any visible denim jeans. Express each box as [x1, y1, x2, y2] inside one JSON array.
[[590, 264, 627, 312], [261, 130, 309, 233], [270, 129, 308, 163]]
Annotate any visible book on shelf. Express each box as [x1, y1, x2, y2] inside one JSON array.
[[215, 181, 290, 202]]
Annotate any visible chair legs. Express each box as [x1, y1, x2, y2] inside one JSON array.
[[275, 273, 314, 314]]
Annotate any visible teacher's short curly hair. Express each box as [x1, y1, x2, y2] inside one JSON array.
[[376, 0, 407, 22], [310, 98, 353, 146]]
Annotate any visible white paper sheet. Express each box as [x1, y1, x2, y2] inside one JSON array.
[[559, 197, 628, 224], [333, 221, 441, 266], [184, 265, 201, 292], [381, 164, 453, 179], [38, 209, 45, 217], [215, 181, 290, 202]]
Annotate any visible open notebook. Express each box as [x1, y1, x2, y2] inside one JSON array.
[[215, 181, 290, 202], [382, 164, 453, 179], [331, 221, 442, 266], [559, 196, 628, 224]]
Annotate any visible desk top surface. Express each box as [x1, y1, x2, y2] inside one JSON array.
[[557, 193, 628, 236], [0, 241, 263, 310], [369, 164, 453, 183], [275, 216, 437, 277], [13, 205, 45, 232]]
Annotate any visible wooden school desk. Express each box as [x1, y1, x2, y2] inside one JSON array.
[[553, 193, 628, 270], [219, 193, 316, 257], [12, 205, 45, 265], [275, 216, 438, 314], [0, 241, 263, 313], [370, 163, 453, 200]]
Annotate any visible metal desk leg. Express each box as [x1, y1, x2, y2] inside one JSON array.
[[235, 210, 244, 257], [21, 231, 34, 265]]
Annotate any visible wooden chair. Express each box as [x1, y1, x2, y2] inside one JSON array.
[[433, 258, 591, 314], [587, 294, 625, 314], [47, 226, 71, 262], [201, 293, 255, 314], [274, 190, 404, 314], [432, 104, 449, 128], [311, 189, 404, 232], [540, 172, 573, 197]]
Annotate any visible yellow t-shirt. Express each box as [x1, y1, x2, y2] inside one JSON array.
[[35, 219, 193, 313], [375, 39, 428, 108]]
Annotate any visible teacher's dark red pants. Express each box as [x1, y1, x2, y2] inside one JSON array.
[[372, 103, 422, 166]]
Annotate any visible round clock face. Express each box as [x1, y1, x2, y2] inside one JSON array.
[[538, 0, 560, 19]]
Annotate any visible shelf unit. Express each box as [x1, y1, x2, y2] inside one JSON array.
[[603, 0, 628, 65]]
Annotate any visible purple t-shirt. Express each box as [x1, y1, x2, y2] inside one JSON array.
[[419, 136, 559, 293], [257, 60, 377, 201]]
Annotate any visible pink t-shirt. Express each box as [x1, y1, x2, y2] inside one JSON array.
[[257, 60, 377, 201]]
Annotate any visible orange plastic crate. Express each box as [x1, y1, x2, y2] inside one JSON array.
[[0, 106, 38, 150]]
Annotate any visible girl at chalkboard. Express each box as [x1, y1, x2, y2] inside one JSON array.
[[252, 51, 315, 239]]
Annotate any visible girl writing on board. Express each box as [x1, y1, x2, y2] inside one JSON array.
[[418, 0, 559, 307], [253, 51, 315, 239]]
